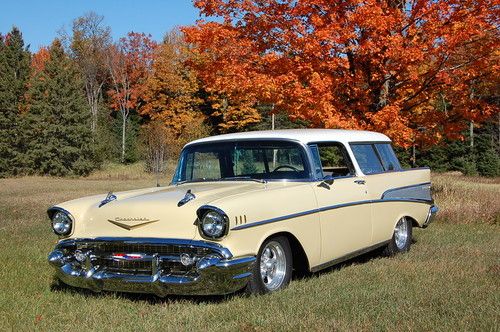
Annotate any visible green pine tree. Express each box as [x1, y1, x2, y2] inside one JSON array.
[[24, 40, 97, 176], [0, 27, 31, 177]]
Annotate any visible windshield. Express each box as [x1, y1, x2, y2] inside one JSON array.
[[173, 140, 311, 183]]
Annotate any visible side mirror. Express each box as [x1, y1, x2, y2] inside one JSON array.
[[322, 175, 334, 185]]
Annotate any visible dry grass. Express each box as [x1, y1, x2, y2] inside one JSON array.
[[432, 173, 500, 225], [86, 161, 180, 183], [0, 171, 498, 331]]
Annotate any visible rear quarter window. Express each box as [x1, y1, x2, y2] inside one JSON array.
[[374, 143, 402, 171], [351, 144, 384, 174]]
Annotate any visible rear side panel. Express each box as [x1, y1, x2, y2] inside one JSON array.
[[365, 168, 432, 244]]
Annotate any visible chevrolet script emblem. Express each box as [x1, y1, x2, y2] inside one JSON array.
[[108, 217, 159, 230]]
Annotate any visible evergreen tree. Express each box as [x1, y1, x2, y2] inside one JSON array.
[[475, 120, 500, 177], [24, 40, 97, 176], [0, 27, 30, 177]]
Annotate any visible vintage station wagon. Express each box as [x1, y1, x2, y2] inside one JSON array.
[[48, 129, 438, 296]]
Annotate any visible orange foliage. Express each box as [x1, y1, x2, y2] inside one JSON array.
[[183, 0, 499, 146], [31, 47, 50, 74], [141, 31, 204, 137], [107, 32, 156, 115]]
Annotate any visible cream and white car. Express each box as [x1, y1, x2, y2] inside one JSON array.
[[48, 129, 438, 296]]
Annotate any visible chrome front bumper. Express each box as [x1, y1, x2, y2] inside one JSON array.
[[48, 238, 256, 296], [423, 205, 439, 228]]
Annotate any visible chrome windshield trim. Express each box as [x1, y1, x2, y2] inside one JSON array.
[[172, 138, 316, 184]]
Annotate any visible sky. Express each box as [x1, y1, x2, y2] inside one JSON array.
[[0, 0, 204, 50]]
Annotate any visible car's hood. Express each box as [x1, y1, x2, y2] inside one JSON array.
[[56, 182, 265, 239]]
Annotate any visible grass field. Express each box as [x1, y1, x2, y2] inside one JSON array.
[[0, 170, 498, 331]]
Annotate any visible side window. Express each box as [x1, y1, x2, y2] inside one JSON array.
[[351, 144, 384, 174], [314, 143, 353, 178], [375, 143, 402, 171]]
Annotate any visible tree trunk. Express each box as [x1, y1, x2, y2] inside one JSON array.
[[121, 111, 127, 163], [469, 121, 474, 148]]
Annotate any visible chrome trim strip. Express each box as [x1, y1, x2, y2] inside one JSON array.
[[232, 208, 319, 230], [359, 167, 431, 176], [231, 198, 432, 231], [310, 240, 390, 272]]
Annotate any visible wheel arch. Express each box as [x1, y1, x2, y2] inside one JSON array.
[[261, 231, 310, 274]]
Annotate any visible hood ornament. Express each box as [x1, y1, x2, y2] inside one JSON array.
[[108, 217, 159, 230], [99, 192, 117, 208], [178, 189, 196, 207]]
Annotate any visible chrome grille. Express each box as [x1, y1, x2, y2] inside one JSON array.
[[77, 242, 213, 257], [96, 258, 152, 274], [69, 241, 220, 276]]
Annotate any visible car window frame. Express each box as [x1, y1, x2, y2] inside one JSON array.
[[307, 141, 357, 180]]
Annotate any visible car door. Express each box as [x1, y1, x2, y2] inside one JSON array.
[[309, 143, 372, 264]]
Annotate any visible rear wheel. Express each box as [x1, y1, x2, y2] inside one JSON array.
[[246, 236, 292, 294], [383, 217, 413, 256]]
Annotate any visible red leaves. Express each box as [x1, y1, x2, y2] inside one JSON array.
[[106, 32, 157, 114], [185, 0, 499, 146]]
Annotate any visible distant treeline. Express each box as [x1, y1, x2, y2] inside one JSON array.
[[0, 11, 498, 178]]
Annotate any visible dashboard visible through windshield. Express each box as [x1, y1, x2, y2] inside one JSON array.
[[173, 141, 310, 183]]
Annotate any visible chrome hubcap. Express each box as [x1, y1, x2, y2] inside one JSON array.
[[259, 241, 286, 291], [394, 217, 409, 249]]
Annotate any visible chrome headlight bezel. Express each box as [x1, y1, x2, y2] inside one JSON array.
[[196, 206, 229, 240], [48, 207, 74, 237]]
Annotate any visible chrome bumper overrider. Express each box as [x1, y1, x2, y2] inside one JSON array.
[[48, 238, 256, 296], [423, 205, 439, 228]]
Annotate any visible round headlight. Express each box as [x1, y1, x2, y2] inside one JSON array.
[[51, 211, 72, 236], [201, 211, 227, 239]]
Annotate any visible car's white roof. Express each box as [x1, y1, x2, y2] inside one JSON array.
[[187, 129, 391, 146]]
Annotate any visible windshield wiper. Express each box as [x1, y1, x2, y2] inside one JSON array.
[[220, 176, 267, 184], [175, 178, 218, 185]]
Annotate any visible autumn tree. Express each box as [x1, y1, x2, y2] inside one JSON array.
[[0, 27, 31, 177], [107, 32, 156, 163], [141, 30, 204, 137], [183, 0, 499, 146], [24, 40, 96, 176], [31, 46, 50, 75], [68, 12, 112, 134]]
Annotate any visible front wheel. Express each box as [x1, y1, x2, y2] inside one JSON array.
[[383, 217, 413, 256], [246, 236, 292, 295]]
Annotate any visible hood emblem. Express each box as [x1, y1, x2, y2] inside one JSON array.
[[108, 217, 159, 230], [99, 192, 117, 208], [178, 189, 196, 207]]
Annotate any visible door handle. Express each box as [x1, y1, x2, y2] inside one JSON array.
[[354, 180, 366, 185]]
